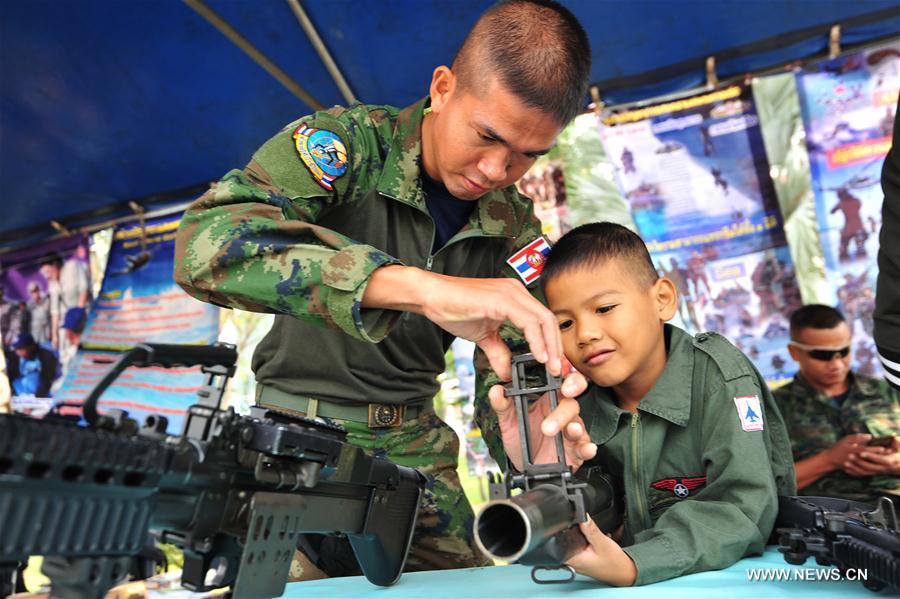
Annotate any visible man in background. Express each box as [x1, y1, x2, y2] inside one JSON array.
[[773, 304, 900, 504], [5, 332, 59, 398], [27, 281, 51, 345], [40, 249, 91, 365]]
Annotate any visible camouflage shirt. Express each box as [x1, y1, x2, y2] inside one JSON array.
[[175, 99, 544, 406], [773, 371, 900, 502]]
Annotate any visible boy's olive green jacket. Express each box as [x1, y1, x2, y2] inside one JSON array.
[[579, 325, 797, 585]]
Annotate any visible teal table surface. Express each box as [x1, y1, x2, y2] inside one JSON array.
[[282, 547, 885, 598]]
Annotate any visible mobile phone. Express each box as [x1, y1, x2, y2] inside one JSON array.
[[867, 435, 895, 447]]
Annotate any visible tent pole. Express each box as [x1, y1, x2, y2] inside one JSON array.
[[0, 201, 194, 256], [286, 0, 357, 105], [182, 0, 324, 110]]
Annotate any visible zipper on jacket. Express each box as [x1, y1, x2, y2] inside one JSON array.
[[379, 190, 515, 318], [631, 412, 651, 530]]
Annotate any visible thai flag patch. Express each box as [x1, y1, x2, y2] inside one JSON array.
[[733, 394, 764, 432], [506, 237, 551, 285]]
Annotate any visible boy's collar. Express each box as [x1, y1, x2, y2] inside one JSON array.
[[637, 324, 693, 426], [581, 324, 692, 445]]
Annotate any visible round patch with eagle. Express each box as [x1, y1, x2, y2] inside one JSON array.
[[293, 124, 348, 191]]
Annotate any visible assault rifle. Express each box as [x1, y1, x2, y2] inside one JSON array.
[[473, 354, 621, 583], [777, 495, 900, 592], [0, 343, 425, 598]]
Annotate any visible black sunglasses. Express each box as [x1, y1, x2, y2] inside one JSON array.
[[789, 341, 851, 362]]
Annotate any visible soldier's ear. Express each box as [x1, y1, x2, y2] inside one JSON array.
[[429, 66, 456, 114]]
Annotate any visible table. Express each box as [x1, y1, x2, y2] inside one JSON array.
[[283, 547, 883, 598]]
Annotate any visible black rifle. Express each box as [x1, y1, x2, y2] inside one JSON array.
[[776, 495, 900, 592], [473, 354, 621, 583], [0, 343, 425, 599]]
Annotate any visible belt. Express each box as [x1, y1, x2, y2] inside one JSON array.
[[255, 384, 433, 428]]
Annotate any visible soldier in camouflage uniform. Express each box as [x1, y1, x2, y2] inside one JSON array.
[[175, 0, 591, 575], [773, 304, 900, 504]]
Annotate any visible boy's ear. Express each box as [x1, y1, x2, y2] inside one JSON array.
[[787, 343, 801, 362], [654, 277, 678, 321]]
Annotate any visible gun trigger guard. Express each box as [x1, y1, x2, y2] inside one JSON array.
[[531, 565, 576, 584]]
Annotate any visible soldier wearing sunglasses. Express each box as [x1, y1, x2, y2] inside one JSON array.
[[773, 304, 900, 505]]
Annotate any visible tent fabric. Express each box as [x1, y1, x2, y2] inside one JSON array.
[[2, 0, 899, 245]]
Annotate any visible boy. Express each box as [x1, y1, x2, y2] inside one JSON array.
[[774, 304, 900, 504], [487, 222, 796, 585]]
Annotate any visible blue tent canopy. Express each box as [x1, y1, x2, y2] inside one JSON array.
[[2, 0, 898, 246]]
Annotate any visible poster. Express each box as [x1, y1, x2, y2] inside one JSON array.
[[0, 234, 92, 397], [80, 213, 218, 349], [55, 213, 220, 432], [517, 161, 572, 242], [599, 84, 800, 384], [795, 41, 899, 376]]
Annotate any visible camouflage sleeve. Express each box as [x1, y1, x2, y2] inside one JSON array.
[[174, 110, 402, 343], [472, 202, 546, 468], [876, 116, 900, 389]]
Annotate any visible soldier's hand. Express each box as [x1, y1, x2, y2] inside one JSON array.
[[847, 441, 900, 477], [826, 433, 871, 473], [364, 266, 563, 379], [422, 273, 563, 380], [488, 368, 595, 472]]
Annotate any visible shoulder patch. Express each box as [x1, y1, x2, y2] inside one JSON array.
[[293, 124, 349, 191], [733, 394, 764, 431], [693, 331, 753, 381], [506, 236, 551, 285]]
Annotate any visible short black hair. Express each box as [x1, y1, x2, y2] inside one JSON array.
[[40, 251, 64, 268], [789, 304, 846, 339], [541, 222, 658, 291], [453, 0, 591, 126]]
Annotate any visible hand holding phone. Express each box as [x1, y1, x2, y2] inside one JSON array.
[[866, 435, 895, 448]]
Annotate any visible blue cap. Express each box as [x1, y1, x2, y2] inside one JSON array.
[[12, 332, 35, 349]]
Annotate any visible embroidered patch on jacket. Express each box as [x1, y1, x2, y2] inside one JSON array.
[[506, 237, 551, 284], [293, 124, 348, 191], [733, 394, 764, 431], [651, 477, 707, 498]]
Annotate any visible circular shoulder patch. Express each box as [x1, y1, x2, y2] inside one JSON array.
[[292, 124, 349, 191]]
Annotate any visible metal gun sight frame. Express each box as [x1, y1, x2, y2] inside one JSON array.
[[479, 354, 590, 583]]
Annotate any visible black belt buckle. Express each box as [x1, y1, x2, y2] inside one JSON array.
[[368, 403, 405, 428]]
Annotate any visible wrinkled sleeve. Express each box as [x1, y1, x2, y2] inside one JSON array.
[[472, 205, 546, 468], [174, 112, 402, 343], [876, 114, 900, 389], [624, 376, 780, 585]]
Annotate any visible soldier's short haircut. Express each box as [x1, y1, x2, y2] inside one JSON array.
[[789, 304, 847, 338], [541, 222, 659, 291], [453, 0, 591, 126]]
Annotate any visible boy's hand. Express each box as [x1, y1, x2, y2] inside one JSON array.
[[488, 365, 595, 472], [565, 517, 637, 586]]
